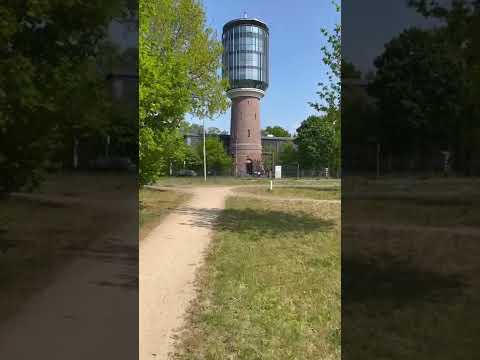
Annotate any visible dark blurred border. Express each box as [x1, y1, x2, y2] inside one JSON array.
[[342, 1, 480, 359], [0, 1, 138, 358]]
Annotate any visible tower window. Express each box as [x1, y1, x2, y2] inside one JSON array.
[[248, 129, 251, 137]]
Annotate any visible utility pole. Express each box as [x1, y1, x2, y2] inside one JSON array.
[[203, 117, 207, 182], [272, 151, 275, 176]]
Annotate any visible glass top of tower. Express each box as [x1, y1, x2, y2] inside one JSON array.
[[222, 18, 269, 91]]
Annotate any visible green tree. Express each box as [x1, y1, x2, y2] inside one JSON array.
[[196, 136, 232, 175], [310, 1, 341, 174], [342, 67, 379, 147], [0, 1, 128, 192], [295, 115, 336, 173], [279, 142, 299, 165], [407, 0, 480, 174], [262, 126, 291, 138], [51, 57, 115, 167], [310, 1, 340, 114], [184, 146, 203, 170], [139, 127, 188, 184], [139, 0, 228, 185], [139, 0, 228, 130], [370, 28, 463, 159]]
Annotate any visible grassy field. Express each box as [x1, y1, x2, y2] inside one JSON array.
[[155, 176, 339, 187], [139, 188, 191, 239], [173, 195, 341, 359], [234, 184, 340, 200], [0, 173, 136, 321], [342, 177, 480, 359]]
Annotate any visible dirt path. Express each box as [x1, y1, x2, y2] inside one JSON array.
[[140, 186, 231, 360]]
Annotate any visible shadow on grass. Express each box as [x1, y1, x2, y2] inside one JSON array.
[[175, 206, 334, 236], [342, 254, 466, 305]]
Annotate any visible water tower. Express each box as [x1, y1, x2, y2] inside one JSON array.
[[222, 16, 269, 175]]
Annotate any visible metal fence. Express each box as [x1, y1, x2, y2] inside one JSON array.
[[279, 165, 333, 178]]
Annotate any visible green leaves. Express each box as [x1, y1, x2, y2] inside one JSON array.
[[139, 0, 228, 130], [278, 142, 299, 166], [309, 1, 340, 175], [263, 126, 291, 138], [0, 1, 127, 192], [139, 127, 188, 185], [311, 2, 340, 115], [370, 27, 464, 151], [295, 115, 336, 171], [139, 0, 229, 183], [196, 136, 232, 174]]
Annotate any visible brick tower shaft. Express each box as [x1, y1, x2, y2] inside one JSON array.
[[230, 96, 262, 175], [228, 89, 264, 176]]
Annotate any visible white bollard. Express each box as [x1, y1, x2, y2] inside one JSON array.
[[269, 180, 273, 191]]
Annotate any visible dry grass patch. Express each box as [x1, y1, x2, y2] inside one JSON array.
[[139, 188, 191, 240]]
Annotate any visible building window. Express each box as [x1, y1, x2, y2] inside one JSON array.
[[248, 129, 251, 137]]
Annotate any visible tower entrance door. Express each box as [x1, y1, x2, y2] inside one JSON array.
[[246, 159, 253, 175]]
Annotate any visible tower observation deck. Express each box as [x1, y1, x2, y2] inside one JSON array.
[[222, 17, 269, 176]]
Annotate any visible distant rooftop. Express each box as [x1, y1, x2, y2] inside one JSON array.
[[262, 135, 295, 141]]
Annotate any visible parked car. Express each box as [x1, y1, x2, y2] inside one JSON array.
[[176, 169, 197, 177]]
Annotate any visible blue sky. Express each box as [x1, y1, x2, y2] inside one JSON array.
[[187, 0, 340, 135]]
